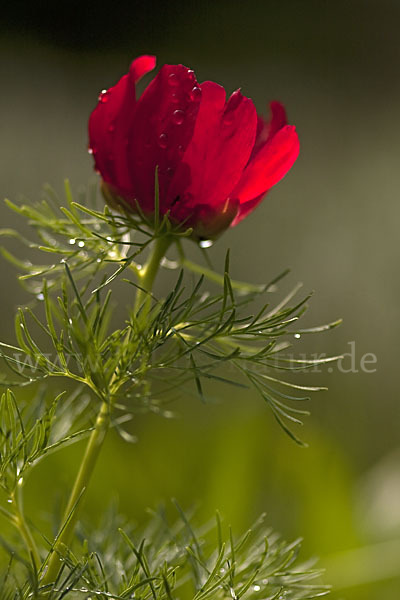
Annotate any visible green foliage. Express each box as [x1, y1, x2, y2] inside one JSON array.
[[0, 181, 339, 596], [0, 387, 92, 497], [0, 182, 340, 444], [1, 500, 329, 599]]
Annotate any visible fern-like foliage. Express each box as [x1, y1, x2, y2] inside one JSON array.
[[0, 182, 340, 445], [2, 503, 330, 599]]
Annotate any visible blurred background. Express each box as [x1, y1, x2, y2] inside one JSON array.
[[1, 0, 399, 597]]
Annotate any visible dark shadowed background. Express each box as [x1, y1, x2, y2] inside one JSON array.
[[1, 1, 399, 598]]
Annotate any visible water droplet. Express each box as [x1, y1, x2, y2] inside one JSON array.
[[78, 240, 85, 248], [88, 147, 94, 155], [187, 69, 195, 77], [7, 498, 12, 504], [190, 86, 202, 102], [199, 239, 213, 249], [18, 477, 24, 486], [36, 293, 44, 301], [96, 258, 101, 263], [223, 112, 234, 126], [69, 238, 76, 245], [158, 133, 168, 149], [172, 109, 185, 125], [294, 333, 301, 339], [168, 72, 179, 86], [98, 89, 109, 103], [253, 585, 261, 592]]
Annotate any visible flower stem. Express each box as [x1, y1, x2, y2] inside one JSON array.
[[40, 398, 110, 588], [40, 235, 171, 592], [10, 488, 41, 570], [134, 235, 172, 316]]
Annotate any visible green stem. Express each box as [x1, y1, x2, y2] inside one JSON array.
[[40, 235, 170, 591], [41, 399, 110, 588], [10, 488, 41, 569], [134, 236, 172, 315]]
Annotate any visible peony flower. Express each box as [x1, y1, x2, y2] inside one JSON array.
[[89, 55, 299, 239]]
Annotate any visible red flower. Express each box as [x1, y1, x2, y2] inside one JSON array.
[[89, 56, 299, 239]]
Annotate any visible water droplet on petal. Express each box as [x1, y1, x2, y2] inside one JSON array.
[[190, 86, 202, 102], [172, 109, 185, 125], [223, 112, 234, 126], [158, 133, 168, 149], [199, 239, 213, 249], [98, 89, 109, 103], [168, 73, 179, 86]]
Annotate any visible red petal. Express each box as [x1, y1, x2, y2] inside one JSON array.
[[230, 192, 265, 226], [232, 125, 299, 206], [167, 84, 257, 218], [129, 55, 157, 84], [88, 55, 157, 195], [267, 101, 288, 139], [125, 64, 202, 212], [250, 101, 288, 161]]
